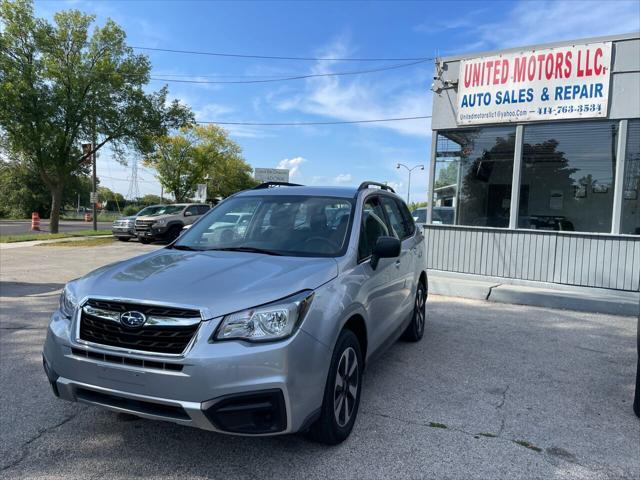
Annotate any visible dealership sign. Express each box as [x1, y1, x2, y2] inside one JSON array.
[[254, 168, 289, 183], [456, 42, 612, 125]]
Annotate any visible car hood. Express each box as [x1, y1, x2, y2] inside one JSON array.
[[73, 249, 338, 319], [117, 216, 136, 221], [136, 214, 173, 221]]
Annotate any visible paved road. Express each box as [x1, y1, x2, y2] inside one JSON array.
[[0, 219, 113, 235], [1, 243, 638, 479]]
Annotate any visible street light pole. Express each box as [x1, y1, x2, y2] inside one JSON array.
[[396, 163, 425, 205]]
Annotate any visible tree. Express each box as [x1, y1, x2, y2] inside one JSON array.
[[97, 186, 125, 211], [139, 193, 165, 205], [0, 0, 192, 231], [144, 124, 257, 202], [435, 161, 458, 189]]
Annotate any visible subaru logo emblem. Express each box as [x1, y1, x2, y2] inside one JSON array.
[[120, 311, 146, 328]]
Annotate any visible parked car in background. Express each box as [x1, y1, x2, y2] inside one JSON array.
[[135, 203, 210, 244], [111, 205, 164, 242], [412, 206, 455, 226], [43, 181, 427, 444]]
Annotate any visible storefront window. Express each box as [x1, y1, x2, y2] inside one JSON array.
[[518, 121, 618, 233], [621, 120, 640, 235], [434, 127, 516, 227]]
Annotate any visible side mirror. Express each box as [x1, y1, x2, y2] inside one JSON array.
[[184, 211, 193, 217], [370, 236, 401, 270]]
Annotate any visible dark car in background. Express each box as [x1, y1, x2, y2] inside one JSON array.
[[112, 205, 164, 242]]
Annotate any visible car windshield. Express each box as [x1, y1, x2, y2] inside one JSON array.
[[137, 205, 163, 216], [149, 205, 185, 216], [175, 195, 354, 257]]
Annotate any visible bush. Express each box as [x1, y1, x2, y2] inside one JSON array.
[[123, 205, 139, 216]]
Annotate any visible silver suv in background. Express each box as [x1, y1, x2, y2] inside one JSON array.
[[135, 203, 210, 244], [111, 205, 164, 242], [43, 182, 428, 444]]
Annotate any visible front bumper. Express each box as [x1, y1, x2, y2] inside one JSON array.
[[43, 310, 330, 435], [112, 227, 136, 238]]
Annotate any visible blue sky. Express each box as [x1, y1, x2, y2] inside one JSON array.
[[35, 0, 640, 202]]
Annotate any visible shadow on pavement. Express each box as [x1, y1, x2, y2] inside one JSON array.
[[0, 281, 65, 297]]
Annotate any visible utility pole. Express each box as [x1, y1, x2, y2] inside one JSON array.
[[92, 128, 97, 231], [396, 163, 425, 205]]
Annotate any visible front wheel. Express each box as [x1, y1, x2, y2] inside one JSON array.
[[138, 238, 152, 244], [402, 280, 427, 342], [307, 329, 363, 445], [117, 237, 130, 242]]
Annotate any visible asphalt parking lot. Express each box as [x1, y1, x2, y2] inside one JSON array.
[[1, 242, 638, 480]]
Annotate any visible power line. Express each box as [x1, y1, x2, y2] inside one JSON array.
[[196, 115, 431, 126], [148, 59, 430, 84], [132, 45, 431, 62]]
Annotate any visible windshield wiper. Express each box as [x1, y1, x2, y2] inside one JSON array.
[[208, 246, 283, 256]]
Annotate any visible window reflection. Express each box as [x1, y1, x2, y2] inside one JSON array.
[[621, 120, 639, 235], [434, 127, 516, 227], [519, 122, 618, 233]]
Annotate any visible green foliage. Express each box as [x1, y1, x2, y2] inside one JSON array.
[[408, 201, 428, 212], [0, 0, 192, 231], [144, 124, 257, 202], [122, 204, 139, 216], [435, 161, 458, 189], [0, 159, 92, 218], [138, 193, 165, 205], [97, 186, 125, 211]]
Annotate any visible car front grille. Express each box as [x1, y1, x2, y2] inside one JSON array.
[[79, 299, 201, 355], [135, 219, 155, 232]]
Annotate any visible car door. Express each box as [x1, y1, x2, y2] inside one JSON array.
[[355, 196, 406, 355], [184, 205, 200, 225], [380, 196, 416, 324]]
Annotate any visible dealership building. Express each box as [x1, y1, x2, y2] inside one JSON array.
[[426, 33, 639, 292]]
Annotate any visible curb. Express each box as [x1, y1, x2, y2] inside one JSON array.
[[429, 271, 639, 317]]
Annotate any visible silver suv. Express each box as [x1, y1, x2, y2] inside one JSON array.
[[135, 203, 210, 244], [43, 182, 428, 444]]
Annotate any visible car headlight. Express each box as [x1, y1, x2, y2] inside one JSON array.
[[154, 219, 166, 226], [214, 291, 314, 342], [59, 283, 78, 319]]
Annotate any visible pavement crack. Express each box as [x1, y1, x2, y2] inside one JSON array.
[[496, 384, 510, 437], [0, 406, 89, 472], [485, 283, 501, 300]]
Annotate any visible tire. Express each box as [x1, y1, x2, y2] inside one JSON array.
[[402, 279, 427, 342], [307, 329, 363, 445], [167, 225, 182, 242], [138, 238, 152, 244], [117, 237, 130, 242]]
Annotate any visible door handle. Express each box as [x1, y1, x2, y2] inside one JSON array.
[[395, 259, 401, 268]]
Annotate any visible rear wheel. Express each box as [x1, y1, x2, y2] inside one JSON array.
[[307, 329, 362, 445], [402, 280, 427, 342]]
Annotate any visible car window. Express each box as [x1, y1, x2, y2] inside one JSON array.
[[185, 205, 199, 216], [397, 200, 416, 236], [412, 209, 426, 223], [358, 197, 389, 260], [381, 197, 409, 239], [197, 205, 210, 215], [177, 195, 354, 257]]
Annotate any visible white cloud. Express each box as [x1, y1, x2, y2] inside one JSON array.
[[272, 39, 431, 138], [277, 156, 306, 179], [334, 173, 352, 184], [473, 0, 640, 50]]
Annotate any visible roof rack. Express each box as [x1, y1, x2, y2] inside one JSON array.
[[252, 181, 304, 190], [357, 181, 396, 194]]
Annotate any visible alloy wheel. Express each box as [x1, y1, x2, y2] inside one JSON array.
[[333, 346, 359, 427], [415, 284, 426, 336]]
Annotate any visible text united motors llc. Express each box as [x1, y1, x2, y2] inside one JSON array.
[[456, 42, 612, 125]]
